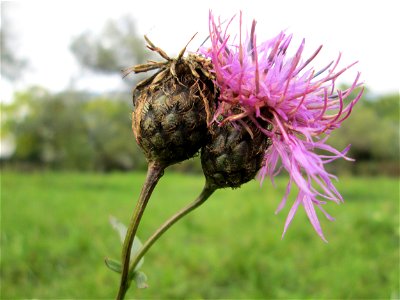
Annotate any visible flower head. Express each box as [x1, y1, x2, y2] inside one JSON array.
[[201, 12, 363, 241]]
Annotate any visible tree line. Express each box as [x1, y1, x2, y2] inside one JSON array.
[[1, 86, 398, 175]]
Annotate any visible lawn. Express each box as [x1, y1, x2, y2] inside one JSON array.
[[1, 171, 399, 299]]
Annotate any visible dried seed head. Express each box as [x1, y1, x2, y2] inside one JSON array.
[[129, 37, 216, 167]]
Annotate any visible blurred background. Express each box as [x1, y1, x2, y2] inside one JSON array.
[[1, 1, 399, 299]]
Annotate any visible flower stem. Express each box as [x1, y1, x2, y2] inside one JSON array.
[[116, 161, 165, 300], [128, 182, 216, 278]]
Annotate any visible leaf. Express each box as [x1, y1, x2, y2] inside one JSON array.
[[105, 257, 122, 273], [109, 215, 128, 242], [132, 271, 148, 289], [109, 216, 145, 270]]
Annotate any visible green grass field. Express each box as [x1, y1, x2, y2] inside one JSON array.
[[1, 171, 399, 299]]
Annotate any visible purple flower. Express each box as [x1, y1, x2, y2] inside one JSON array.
[[201, 12, 363, 241]]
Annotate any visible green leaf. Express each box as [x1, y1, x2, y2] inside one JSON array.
[[104, 257, 122, 273], [132, 271, 148, 289], [109, 215, 128, 242], [109, 216, 145, 270]]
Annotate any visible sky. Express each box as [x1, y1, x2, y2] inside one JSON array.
[[1, 0, 399, 103]]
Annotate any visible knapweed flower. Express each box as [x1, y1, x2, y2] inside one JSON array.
[[201, 12, 363, 241]]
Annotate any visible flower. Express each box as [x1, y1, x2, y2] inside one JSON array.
[[201, 12, 363, 241]]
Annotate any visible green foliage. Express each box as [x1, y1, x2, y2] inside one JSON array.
[[2, 87, 146, 171], [328, 89, 399, 175], [1, 171, 398, 298], [365, 93, 399, 122]]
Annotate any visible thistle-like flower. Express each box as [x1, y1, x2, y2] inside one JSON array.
[[202, 12, 363, 241]]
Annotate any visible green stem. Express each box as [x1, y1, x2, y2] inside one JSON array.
[[116, 162, 165, 300], [128, 182, 216, 275]]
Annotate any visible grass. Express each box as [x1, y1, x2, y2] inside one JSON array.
[[1, 171, 399, 299]]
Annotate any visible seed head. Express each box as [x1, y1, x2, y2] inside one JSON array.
[[201, 119, 270, 189], [127, 36, 216, 167]]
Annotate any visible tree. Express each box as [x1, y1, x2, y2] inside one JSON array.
[[328, 89, 399, 175], [70, 16, 149, 76], [83, 97, 147, 171], [0, 2, 28, 81], [2, 87, 146, 171]]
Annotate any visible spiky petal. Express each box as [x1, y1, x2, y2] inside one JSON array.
[[201, 12, 363, 240]]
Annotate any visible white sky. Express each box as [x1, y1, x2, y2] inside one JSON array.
[[1, 0, 399, 102]]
